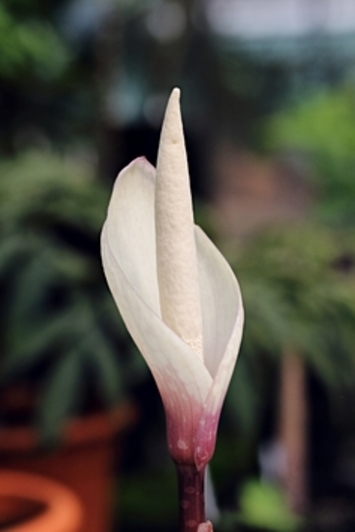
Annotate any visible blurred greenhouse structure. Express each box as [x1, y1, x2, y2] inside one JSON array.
[[1, 0, 355, 531]]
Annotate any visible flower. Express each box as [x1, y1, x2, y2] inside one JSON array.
[[101, 88, 243, 470]]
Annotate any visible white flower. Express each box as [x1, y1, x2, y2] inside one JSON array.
[[101, 88, 243, 470]]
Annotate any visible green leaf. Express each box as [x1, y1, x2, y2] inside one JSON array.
[[86, 328, 123, 406], [239, 480, 300, 531], [37, 350, 83, 445]]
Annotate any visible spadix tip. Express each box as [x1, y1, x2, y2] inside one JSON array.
[[170, 87, 181, 100]]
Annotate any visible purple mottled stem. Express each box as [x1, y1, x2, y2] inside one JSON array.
[[176, 463, 207, 532]]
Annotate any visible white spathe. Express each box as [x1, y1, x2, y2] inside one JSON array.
[[101, 89, 244, 469]]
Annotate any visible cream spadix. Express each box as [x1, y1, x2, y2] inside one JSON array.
[[155, 88, 203, 360], [101, 88, 244, 470]]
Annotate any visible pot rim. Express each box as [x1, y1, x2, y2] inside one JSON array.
[[0, 469, 82, 532]]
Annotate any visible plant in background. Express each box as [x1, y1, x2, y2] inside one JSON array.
[[0, 3, 69, 81], [0, 151, 144, 442], [263, 84, 355, 226], [224, 223, 355, 437], [219, 480, 299, 532], [101, 89, 244, 531]]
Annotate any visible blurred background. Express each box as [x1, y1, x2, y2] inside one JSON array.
[[1, 0, 355, 531]]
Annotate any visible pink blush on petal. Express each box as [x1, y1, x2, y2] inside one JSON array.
[[195, 411, 221, 471], [158, 375, 204, 465], [157, 372, 221, 470]]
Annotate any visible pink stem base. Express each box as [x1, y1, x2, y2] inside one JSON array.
[[176, 464, 212, 532]]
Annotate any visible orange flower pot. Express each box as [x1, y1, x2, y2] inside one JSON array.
[[0, 403, 137, 532], [0, 469, 82, 532]]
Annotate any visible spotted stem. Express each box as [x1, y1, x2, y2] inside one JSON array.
[[176, 464, 212, 532]]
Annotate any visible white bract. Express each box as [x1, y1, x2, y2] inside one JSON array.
[[101, 88, 244, 470]]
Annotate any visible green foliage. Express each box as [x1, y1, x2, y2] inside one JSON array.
[[263, 84, 355, 225], [225, 223, 355, 435], [0, 151, 107, 232], [219, 480, 299, 532], [0, 4, 69, 80], [38, 349, 84, 444], [0, 151, 144, 442], [239, 480, 299, 531]]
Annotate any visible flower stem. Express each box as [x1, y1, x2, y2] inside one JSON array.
[[176, 463, 208, 532]]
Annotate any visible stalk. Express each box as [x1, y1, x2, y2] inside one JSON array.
[[176, 464, 213, 532]]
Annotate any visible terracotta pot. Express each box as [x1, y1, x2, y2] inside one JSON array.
[[0, 469, 82, 532], [0, 403, 137, 532]]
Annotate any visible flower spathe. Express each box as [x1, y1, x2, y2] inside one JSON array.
[[101, 89, 244, 470]]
